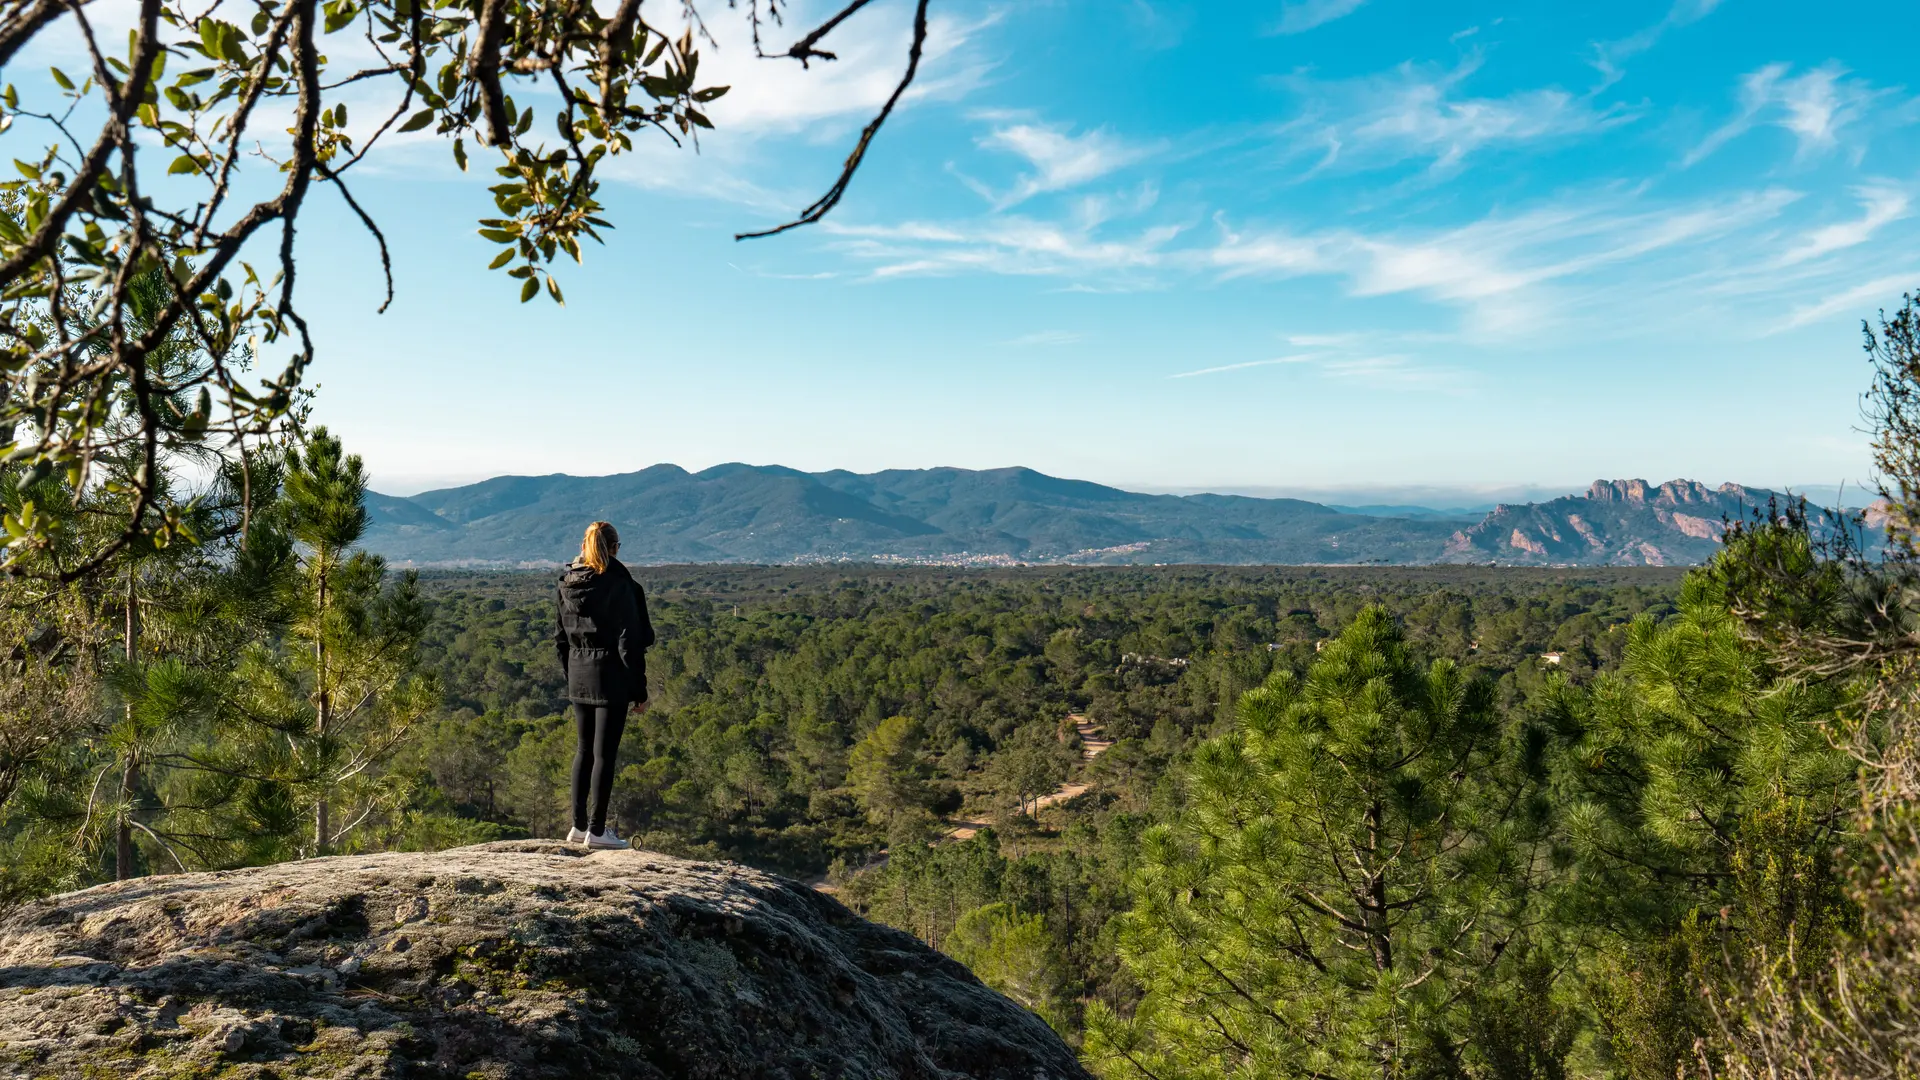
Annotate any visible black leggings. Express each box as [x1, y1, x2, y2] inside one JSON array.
[[571, 702, 628, 835]]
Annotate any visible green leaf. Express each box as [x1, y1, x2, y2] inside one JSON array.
[[452, 138, 467, 171], [252, 8, 270, 34], [686, 108, 711, 129], [477, 228, 516, 243], [519, 277, 538, 303], [167, 155, 200, 175], [487, 249, 514, 269], [546, 276, 563, 305], [323, 0, 358, 34], [398, 108, 434, 132], [198, 18, 222, 58], [49, 66, 73, 91], [220, 27, 248, 65], [691, 85, 729, 103]]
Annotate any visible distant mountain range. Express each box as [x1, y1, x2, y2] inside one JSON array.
[[361, 465, 1868, 568]]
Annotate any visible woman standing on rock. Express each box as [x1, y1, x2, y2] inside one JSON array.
[[554, 521, 654, 850]]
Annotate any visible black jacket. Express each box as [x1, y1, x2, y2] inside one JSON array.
[[554, 559, 654, 706]]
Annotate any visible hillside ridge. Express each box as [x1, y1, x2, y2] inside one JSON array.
[[361, 465, 1849, 567]]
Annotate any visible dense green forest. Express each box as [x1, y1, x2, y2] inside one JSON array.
[[403, 563, 1681, 876], [6, 289, 1920, 1080]]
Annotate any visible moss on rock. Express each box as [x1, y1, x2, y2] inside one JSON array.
[[0, 841, 1085, 1079]]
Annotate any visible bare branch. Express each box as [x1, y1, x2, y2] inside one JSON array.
[[736, 0, 927, 240]]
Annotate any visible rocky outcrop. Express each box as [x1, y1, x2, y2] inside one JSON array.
[[0, 841, 1089, 1079], [1445, 478, 1793, 566]]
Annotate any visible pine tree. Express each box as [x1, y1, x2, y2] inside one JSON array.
[[1537, 567, 1858, 1079], [947, 901, 1077, 1033], [991, 722, 1069, 821], [1086, 606, 1558, 1080], [848, 714, 934, 836], [250, 427, 437, 855]]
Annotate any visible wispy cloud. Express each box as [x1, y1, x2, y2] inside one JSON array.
[[1685, 62, 1882, 167], [1003, 330, 1086, 346], [1272, 0, 1367, 36], [1278, 55, 1638, 175], [1170, 355, 1319, 378], [1590, 0, 1724, 89], [822, 180, 1848, 339], [1776, 184, 1910, 266], [1168, 350, 1463, 392], [1319, 354, 1464, 390], [972, 122, 1158, 207], [1779, 273, 1920, 330], [1207, 188, 1799, 336], [822, 214, 1184, 281], [1125, 0, 1193, 49]]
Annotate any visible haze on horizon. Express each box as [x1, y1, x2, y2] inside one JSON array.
[[279, 0, 1918, 498]]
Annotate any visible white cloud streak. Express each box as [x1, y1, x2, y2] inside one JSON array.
[[1168, 350, 1463, 392], [1319, 354, 1463, 389], [823, 215, 1184, 280], [1003, 330, 1086, 346], [1169, 355, 1319, 378], [1780, 273, 1920, 330], [1208, 188, 1800, 336], [1273, 0, 1367, 35], [1590, 0, 1724, 89], [1686, 62, 1881, 166], [1777, 184, 1910, 266], [1278, 56, 1638, 175], [973, 123, 1157, 207]]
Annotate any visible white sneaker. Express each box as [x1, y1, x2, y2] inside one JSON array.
[[566, 828, 589, 844], [586, 828, 630, 851]]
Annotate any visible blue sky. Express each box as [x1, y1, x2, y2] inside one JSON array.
[[276, 0, 1920, 500]]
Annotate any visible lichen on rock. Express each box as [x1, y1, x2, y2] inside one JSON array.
[[0, 840, 1088, 1079]]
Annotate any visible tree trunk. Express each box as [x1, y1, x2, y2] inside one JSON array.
[[313, 557, 331, 855], [116, 567, 137, 881], [115, 753, 137, 880], [1365, 799, 1392, 972]]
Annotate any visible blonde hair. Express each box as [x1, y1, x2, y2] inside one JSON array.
[[580, 521, 619, 573]]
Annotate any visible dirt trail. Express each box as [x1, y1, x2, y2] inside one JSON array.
[[813, 714, 1111, 891], [935, 715, 1109, 843]]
